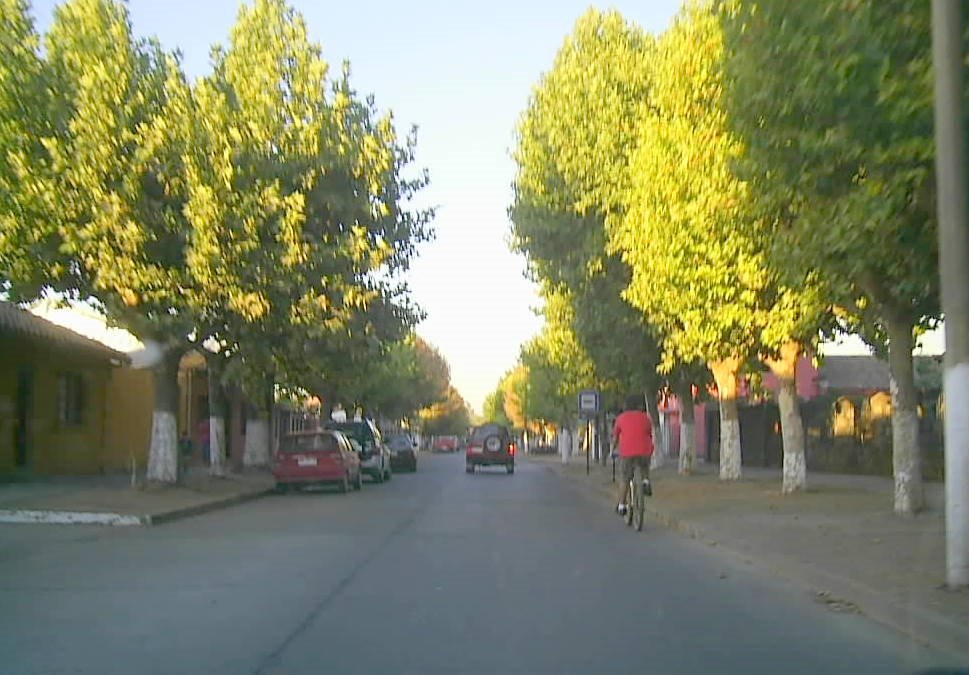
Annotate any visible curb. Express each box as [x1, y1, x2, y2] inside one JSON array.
[[539, 459, 969, 660], [0, 510, 145, 526], [0, 486, 273, 527], [145, 486, 273, 525]]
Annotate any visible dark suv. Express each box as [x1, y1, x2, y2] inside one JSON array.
[[323, 419, 392, 483], [466, 423, 515, 474]]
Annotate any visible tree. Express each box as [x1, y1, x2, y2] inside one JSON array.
[[482, 387, 512, 427], [610, 2, 829, 488], [510, 9, 665, 442], [184, 0, 431, 467], [352, 335, 449, 422], [721, 0, 941, 512], [420, 386, 471, 436], [4, 0, 198, 482], [0, 0, 56, 296]]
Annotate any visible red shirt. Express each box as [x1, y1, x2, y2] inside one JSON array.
[[613, 411, 654, 458]]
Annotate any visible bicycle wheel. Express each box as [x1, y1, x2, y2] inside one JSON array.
[[624, 479, 634, 527], [633, 481, 645, 531]]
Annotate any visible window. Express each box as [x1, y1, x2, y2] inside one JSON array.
[[58, 372, 85, 427]]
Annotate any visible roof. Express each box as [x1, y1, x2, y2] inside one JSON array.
[[818, 355, 943, 393], [0, 301, 130, 364]]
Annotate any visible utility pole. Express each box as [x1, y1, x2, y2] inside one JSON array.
[[932, 0, 969, 588]]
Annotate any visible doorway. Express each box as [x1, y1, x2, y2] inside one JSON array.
[[15, 366, 33, 468]]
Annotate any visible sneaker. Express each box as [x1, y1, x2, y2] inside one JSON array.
[[616, 504, 628, 516]]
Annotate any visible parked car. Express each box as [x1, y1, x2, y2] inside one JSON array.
[[466, 423, 515, 474], [386, 432, 418, 472], [431, 435, 459, 453], [323, 418, 392, 483], [272, 429, 362, 492]]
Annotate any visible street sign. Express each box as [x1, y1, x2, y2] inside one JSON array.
[[578, 389, 600, 416]]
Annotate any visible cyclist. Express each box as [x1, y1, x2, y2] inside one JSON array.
[[612, 394, 654, 515]]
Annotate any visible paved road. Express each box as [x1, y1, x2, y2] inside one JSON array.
[[0, 453, 960, 674]]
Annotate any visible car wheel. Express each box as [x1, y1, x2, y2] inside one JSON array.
[[385, 465, 392, 481], [507, 465, 514, 475], [338, 474, 349, 493], [373, 468, 384, 483], [466, 464, 474, 474], [274, 482, 288, 494], [354, 470, 363, 491]]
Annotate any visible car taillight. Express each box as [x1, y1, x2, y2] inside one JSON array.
[[508, 443, 516, 455]]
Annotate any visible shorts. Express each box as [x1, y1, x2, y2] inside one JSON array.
[[620, 455, 651, 483]]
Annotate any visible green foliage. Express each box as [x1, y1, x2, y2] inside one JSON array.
[[352, 335, 450, 421], [510, 8, 664, 396], [720, 0, 940, 344], [0, 0, 431, 410], [420, 385, 471, 436], [482, 387, 512, 427]]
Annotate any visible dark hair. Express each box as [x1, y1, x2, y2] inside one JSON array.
[[624, 394, 644, 411]]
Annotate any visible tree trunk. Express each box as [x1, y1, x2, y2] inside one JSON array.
[[885, 316, 925, 516], [207, 356, 227, 478], [147, 347, 182, 483], [645, 389, 665, 469], [710, 358, 742, 481], [675, 378, 696, 475], [244, 413, 270, 468], [766, 342, 807, 494]]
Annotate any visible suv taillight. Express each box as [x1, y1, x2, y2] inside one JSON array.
[[508, 443, 516, 456]]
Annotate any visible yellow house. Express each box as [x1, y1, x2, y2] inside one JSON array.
[[0, 301, 130, 475]]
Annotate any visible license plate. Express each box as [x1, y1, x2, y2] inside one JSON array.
[[297, 457, 317, 467], [470, 447, 483, 454]]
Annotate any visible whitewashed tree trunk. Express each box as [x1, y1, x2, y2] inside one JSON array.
[[644, 390, 664, 469], [777, 381, 806, 493], [147, 411, 177, 483], [886, 317, 924, 516], [209, 416, 226, 477], [767, 342, 807, 494], [207, 356, 227, 477], [244, 415, 270, 468], [559, 426, 571, 465], [146, 348, 182, 483], [675, 379, 696, 475], [711, 359, 743, 481]]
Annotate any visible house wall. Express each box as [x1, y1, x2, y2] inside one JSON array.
[[103, 367, 154, 472], [0, 335, 113, 475]]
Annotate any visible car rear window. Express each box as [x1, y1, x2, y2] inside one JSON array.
[[324, 422, 373, 446], [471, 425, 508, 442], [280, 433, 339, 453], [387, 435, 413, 451]]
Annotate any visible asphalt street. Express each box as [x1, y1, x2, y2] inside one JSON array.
[[0, 452, 960, 675]]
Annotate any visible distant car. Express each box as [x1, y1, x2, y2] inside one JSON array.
[[431, 435, 459, 453], [466, 423, 515, 474], [386, 432, 418, 472], [531, 443, 556, 455], [272, 429, 362, 493], [323, 419, 392, 483]]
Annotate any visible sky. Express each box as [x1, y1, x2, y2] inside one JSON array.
[[28, 0, 684, 413]]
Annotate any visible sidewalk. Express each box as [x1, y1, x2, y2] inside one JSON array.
[[528, 452, 969, 659], [0, 467, 274, 526]]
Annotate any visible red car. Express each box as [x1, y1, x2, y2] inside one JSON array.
[[431, 435, 459, 453], [273, 430, 363, 493]]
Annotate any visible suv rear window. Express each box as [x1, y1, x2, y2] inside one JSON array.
[[280, 433, 339, 453], [471, 425, 509, 443]]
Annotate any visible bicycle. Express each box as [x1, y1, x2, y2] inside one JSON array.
[[622, 469, 650, 532]]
